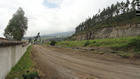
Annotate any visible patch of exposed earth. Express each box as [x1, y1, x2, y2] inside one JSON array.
[[31, 45, 140, 79]]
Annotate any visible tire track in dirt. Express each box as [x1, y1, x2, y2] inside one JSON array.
[[32, 45, 140, 79]]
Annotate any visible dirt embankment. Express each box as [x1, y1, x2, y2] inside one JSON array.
[[72, 24, 140, 40], [31, 45, 140, 79]]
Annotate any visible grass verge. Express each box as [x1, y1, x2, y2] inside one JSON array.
[[6, 45, 39, 79], [55, 36, 140, 57], [56, 36, 140, 48]]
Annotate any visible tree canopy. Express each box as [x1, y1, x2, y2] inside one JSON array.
[[4, 7, 28, 40], [75, 0, 139, 34]]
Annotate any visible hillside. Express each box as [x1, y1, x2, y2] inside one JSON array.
[[53, 0, 140, 59], [71, 0, 140, 40]]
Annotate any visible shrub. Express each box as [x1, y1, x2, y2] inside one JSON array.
[[127, 38, 140, 51], [93, 41, 96, 44], [84, 41, 90, 47], [23, 71, 39, 79], [50, 40, 57, 46]]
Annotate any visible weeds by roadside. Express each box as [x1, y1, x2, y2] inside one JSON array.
[[55, 36, 140, 58], [6, 46, 39, 79]]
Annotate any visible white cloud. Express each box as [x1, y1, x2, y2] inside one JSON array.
[[47, 0, 63, 4], [0, 0, 125, 37]]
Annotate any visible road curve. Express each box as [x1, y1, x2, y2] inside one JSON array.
[[32, 45, 140, 79]]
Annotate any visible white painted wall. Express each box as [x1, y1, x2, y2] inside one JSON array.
[[0, 44, 29, 79]]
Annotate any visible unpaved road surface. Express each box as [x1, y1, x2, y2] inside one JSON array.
[[32, 45, 140, 79]]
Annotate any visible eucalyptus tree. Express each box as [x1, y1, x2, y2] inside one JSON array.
[[4, 8, 28, 40]]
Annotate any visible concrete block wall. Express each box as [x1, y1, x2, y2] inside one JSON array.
[[0, 44, 29, 79]]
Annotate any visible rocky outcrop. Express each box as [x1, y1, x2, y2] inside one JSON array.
[[72, 24, 140, 40]]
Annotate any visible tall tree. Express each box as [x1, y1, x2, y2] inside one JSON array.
[[125, 0, 130, 12], [4, 7, 28, 40], [131, 0, 136, 11], [75, 0, 139, 34]]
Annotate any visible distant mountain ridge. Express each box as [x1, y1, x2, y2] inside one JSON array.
[[24, 31, 75, 40], [46, 31, 74, 37], [41, 31, 75, 39]]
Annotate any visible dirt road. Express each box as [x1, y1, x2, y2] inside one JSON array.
[[32, 45, 140, 79]]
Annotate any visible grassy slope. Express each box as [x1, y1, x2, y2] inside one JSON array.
[[6, 46, 37, 79], [57, 36, 139, 47], [56, 36, 140, 57]]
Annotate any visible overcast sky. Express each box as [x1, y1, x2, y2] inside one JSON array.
[[0, 0, 125, 37]]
